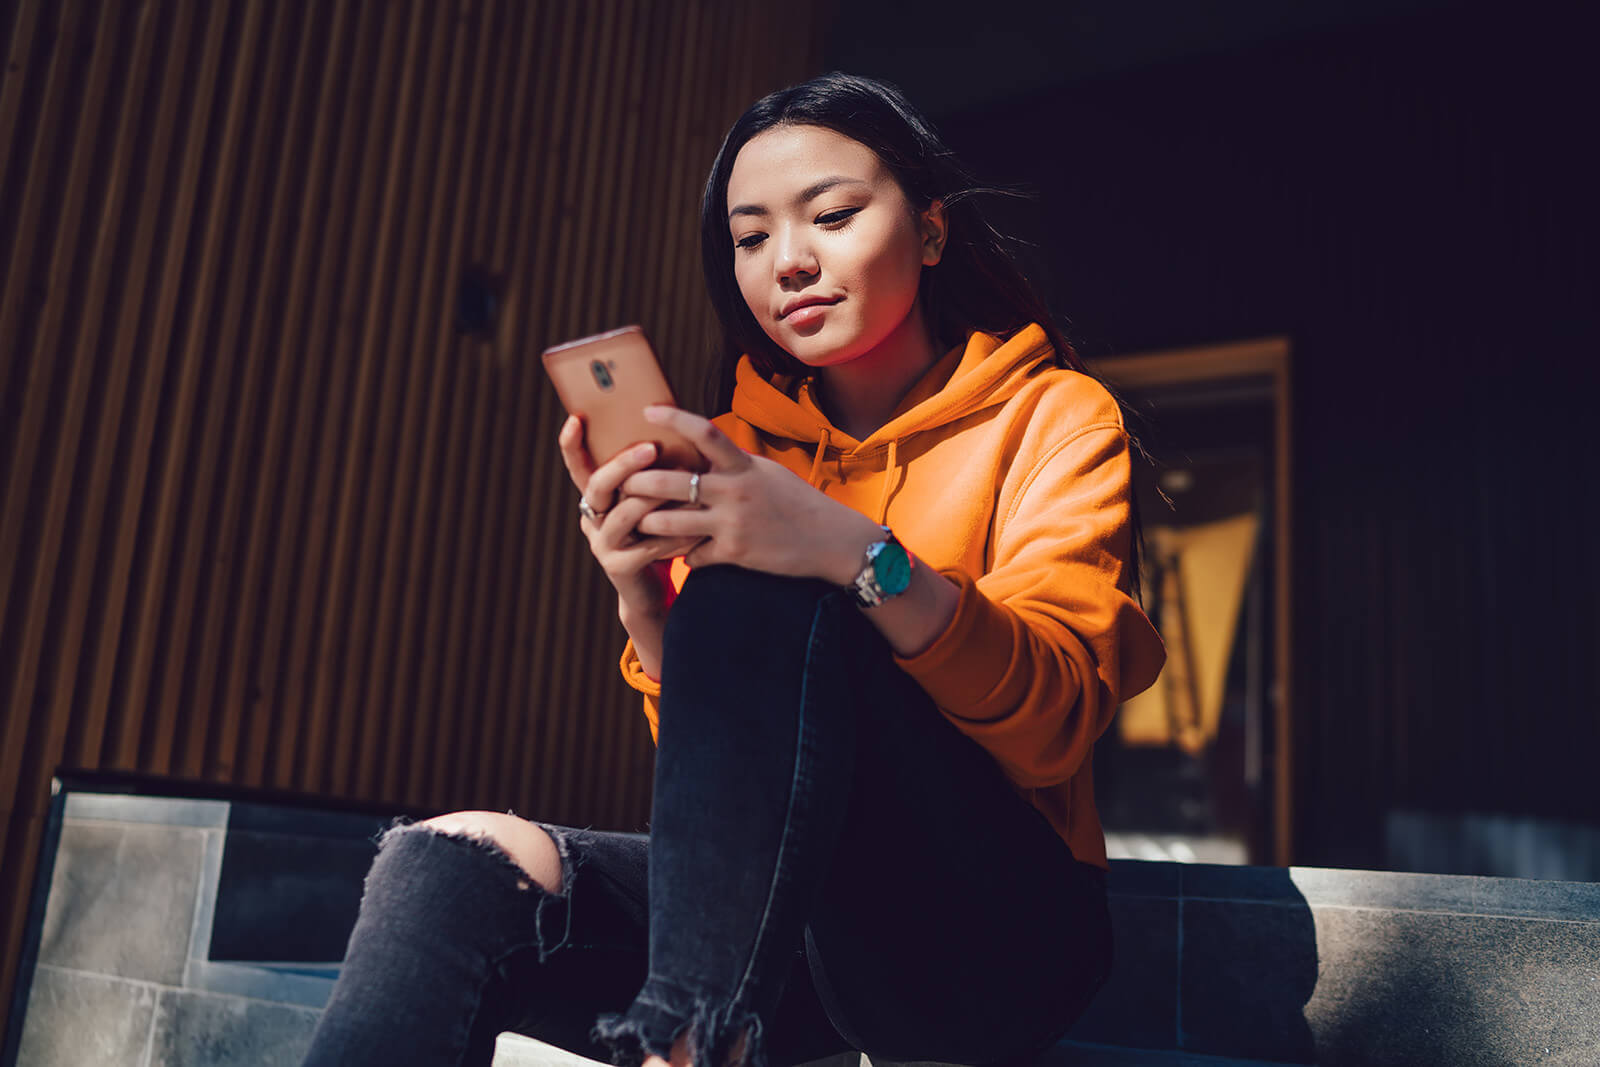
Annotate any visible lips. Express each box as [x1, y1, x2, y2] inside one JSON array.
[[778, 296, 841, 320]]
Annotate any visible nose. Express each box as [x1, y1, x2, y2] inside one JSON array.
[[773, 226, 818, 286]]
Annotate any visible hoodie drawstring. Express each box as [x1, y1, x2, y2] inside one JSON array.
[[807, 427, 830, 488], [874, 437, 899, 525], [810, 427, 898, 523]]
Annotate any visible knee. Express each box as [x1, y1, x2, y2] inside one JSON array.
[[416, 811, 564, 894], [674, 565, 832, 614], [666, 565, 835, 654]]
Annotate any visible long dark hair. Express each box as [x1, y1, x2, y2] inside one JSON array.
[[698, 71, 1150, 605]]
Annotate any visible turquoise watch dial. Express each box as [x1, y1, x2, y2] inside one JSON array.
[[851, 527, 913, 607], [871, 537, 912, 597]]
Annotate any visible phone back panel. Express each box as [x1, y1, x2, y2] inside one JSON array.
[[541, 326, 706, 471]]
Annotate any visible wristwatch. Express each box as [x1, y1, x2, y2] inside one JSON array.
[[850, 526, 913, 608]]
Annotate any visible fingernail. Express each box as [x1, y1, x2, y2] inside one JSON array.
[[636, 443, 656, 460], [643, 406, 669, 422]]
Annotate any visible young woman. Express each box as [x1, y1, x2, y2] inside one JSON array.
[[304, 72, 1165, 1067]]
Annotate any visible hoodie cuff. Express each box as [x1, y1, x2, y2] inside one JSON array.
[[620, 638, 662, 698], [891, 568, 1017, 719]]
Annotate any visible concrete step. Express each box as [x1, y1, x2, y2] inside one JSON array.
[[15, 786, 1598, 1066]]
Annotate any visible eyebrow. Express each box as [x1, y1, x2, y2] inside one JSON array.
[[728, 175, 869, 221]]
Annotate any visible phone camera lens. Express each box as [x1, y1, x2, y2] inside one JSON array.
[[590, 360, 614, 390]]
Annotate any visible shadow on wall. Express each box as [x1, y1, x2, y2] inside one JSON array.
[[1061, 861, 1600, 1065], [1179, 869, 1317, 1062], [1059, 866, 1316, 1062]]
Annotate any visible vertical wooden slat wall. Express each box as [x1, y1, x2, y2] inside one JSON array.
[[0, 0, 825, 1025]]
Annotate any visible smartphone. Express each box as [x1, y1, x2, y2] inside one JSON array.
[[541, 325, 707, 472]]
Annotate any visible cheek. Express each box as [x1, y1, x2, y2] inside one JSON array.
[[733, 257, 789, 344], [858, 227, 925, 314], [732, 258, 764, 316]]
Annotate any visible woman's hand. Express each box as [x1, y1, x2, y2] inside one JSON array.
[[621, 406, 884, 586], [558, 415, 703, 627]]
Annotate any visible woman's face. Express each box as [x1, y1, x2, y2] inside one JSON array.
[[725, 124, 943, 371]]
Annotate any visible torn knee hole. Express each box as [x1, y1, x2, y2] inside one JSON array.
[[383, 821, 546, 892], [373, 818, 581, 965]]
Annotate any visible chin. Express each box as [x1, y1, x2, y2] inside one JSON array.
[[769, 331, 833, 368], [784, 342, 856, 373], [782, 325, 880, 370]]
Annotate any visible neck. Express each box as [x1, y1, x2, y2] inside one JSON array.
[[815, 304, 941, 440]]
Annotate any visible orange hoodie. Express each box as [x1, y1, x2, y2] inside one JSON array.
[[619, 323, 1166, 869]]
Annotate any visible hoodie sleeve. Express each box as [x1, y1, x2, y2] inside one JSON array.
[[891, 422, 1166, 788], [618, 553, 698, 745], [620, 638, 663, 744]]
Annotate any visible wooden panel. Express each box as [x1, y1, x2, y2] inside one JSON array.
[[0, 0, 823, 1029]]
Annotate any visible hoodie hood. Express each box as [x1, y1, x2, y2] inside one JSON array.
[[730, 322, 1056, 450], [728, 324, 1058, 521]]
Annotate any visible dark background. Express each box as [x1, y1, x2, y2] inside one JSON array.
[[824, 0, 1598, 871]]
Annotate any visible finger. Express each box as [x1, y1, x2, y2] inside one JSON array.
[[683, 537, 722, 570], [619, 467, 701, 502], [558, 415, 597, 493], [610, 536, 702, 571], [592, 494, 660, 547], [585, 441, 659, 510], [593, 496, 698, 559], [644, 406, 748, 471], [594, 512, 700, 576], [580, 494, 644, 551], [636, 504, 714, 540]]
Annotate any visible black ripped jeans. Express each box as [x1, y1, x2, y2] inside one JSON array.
[[302, 566, 1112, 1067]]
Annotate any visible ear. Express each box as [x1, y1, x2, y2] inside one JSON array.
[[919, 199, 948, 266]]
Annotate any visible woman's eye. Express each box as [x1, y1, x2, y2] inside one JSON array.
[[734, 233, 766, 251], [817, 208, 861, 226]]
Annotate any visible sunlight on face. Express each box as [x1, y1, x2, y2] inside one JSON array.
[[726, 124, 939, 371]]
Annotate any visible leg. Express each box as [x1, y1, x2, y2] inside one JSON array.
[[591, 564, 1111, 1067], [302, 816, 652, 1067], [800, 599, 1114, 1065], [302, 809, 851, 1067], [593, 566, 866, 1067]]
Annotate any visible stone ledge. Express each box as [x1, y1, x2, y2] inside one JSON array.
[[16, 784, 1600, 1067], [62, 792, 230, 829], [1108, 859, 1600, 921]]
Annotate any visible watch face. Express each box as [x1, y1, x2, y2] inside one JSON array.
[[875, 539, 912, 596]]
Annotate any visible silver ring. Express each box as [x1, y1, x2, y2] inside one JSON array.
[[687, 472, 701, 507], [578, 497, 602, 523]]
